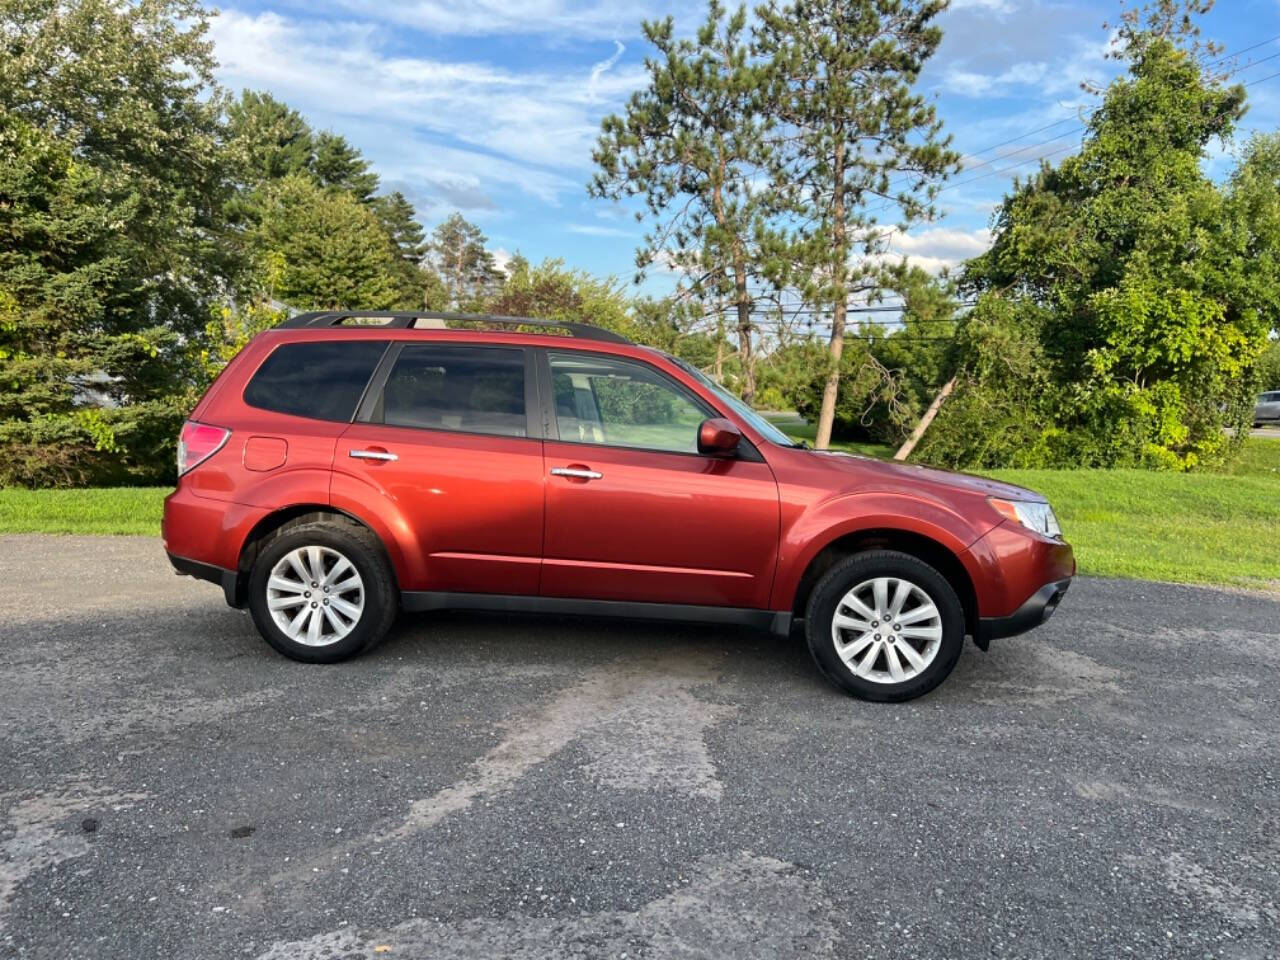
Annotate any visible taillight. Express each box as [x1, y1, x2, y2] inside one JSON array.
[[177, 420, 230, 476]]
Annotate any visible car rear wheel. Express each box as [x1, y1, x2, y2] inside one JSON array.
[[247, 518, 397, 663], [805, 550, 965, 702]]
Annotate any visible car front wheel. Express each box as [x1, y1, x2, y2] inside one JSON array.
[[805, 550, 966, 702]]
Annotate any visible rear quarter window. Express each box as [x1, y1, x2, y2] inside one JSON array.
[[243, 340, 387, 421]]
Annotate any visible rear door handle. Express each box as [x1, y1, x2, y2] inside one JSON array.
[[350, 449, 398, 462], [551, 467, 602, 480]]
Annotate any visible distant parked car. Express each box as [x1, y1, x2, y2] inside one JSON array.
[[1256, 392, 1280, 426], [164, 311, 1074, 702]]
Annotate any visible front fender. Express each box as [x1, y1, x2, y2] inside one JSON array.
[[769, 490, 995, 612]]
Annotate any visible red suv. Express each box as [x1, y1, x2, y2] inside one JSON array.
[[163, 312, 1074, 701]]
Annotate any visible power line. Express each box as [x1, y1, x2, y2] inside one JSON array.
[[1233, 49, 1280, 76], [1246, 67, 1280, 87], [867, 34, 1279, 214], [960, 116, 1078, 159], [1208, 33, 1280, 65]]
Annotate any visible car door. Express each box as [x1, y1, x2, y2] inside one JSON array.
[[334, 342, 544, 595], [537, 349, 780, 609]]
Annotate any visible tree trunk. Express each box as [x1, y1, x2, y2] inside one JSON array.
[[894, 377, 955, 461], [732, 248, 755, 404], [713, 317, 726, 382], [814, 303, 845, 449], [815, 138, 847, 451]]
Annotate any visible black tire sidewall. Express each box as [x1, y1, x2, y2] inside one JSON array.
[[805, 551, 965, 702], [247, 523, 396, 663]]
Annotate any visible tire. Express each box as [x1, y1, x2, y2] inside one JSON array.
[[247, 517, 398, 663], [804, 550, 966, 702]]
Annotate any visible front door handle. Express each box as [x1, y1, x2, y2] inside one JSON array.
[[350, 449, 398, 462], [551, 466, 603, 480]]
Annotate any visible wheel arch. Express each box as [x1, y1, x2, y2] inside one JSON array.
[[229, 505, 398, 607], [789, 528, 979, 638]]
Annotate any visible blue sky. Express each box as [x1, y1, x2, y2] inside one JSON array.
[[208, 0, 1280, 295]]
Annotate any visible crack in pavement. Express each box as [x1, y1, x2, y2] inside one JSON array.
[[381, 648, 737, 840], [256, 852, 836, 960]]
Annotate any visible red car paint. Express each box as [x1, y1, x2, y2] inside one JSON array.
[[163, 325, 1074, 634]]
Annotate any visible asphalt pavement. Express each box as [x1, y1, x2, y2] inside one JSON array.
[[1, 534, 1277, 960]]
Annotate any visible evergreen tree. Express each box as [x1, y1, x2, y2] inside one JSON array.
[[428, 213, 501, 310], [591, 1, 783, 403], [372, 191, 434, 307], [225, 90, 314, 187], [0, 0, 232, 484], [252, 175, 403, 311], [312, 131, 380, 203], [755, 0, 959, 447], [374, 192, 428, 262]]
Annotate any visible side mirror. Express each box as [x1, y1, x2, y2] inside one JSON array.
[[697, 417, 742, 457]]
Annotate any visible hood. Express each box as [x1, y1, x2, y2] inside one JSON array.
[[804, 449, 1046, 502]]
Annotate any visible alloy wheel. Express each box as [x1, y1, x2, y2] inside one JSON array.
[[266, 545, 365, 647], [830, 576, 943, 684]]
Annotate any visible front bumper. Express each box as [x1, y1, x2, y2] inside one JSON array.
[[977, 578, 1071, 646]]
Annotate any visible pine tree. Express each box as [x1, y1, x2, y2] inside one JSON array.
[[373, 192, 428, 263], [312, 132, 380, 203], [755, 0, 959, 447], [225, 90, 314, 187], [252, 175, 403, 311], [0, 0, 233, 484], [428, 213, 501, 310], [591, 1, 781, 403], [372, 191, 433, 308]]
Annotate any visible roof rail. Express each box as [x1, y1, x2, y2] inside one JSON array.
[[280, 310, 632, 344]]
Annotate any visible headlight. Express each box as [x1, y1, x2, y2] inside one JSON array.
[[988, 497, 1062, 539]]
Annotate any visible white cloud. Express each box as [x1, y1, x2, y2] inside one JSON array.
[[567, 223, 634, 237], [882, 226, 992, 273], [321, 0, 670, 38], [949, 0, 1017, 12], [589, 41, 626, 101], [209, 10, 644, 213], [946, 60, 1049, 97]]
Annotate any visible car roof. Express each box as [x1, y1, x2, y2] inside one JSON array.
[[280, 310, 632, 345]]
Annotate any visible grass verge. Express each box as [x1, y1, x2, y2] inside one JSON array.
[[1, 439, 1276, 590], [0, 487, 168, 536], [987, 440, 1279, 589]]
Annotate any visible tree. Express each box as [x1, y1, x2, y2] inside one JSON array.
[[947, 2, 1277, 469], [0, 0, 232, 485], [312, 131, 380, 203], [224, 90, 314, 188], [372, 191, 435, 307], [429, 213, 501, 310], [755, 0, 960, 447], [591, 1, 783, 404], [251, 175, 404, 311], [485, 257, 635, 337]]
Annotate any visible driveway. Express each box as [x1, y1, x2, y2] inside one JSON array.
[[1, 535, 1277, 959]]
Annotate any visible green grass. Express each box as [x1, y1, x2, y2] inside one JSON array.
[[765, 413, 895, 459], [2, 437, 1277, 590], [987, 440, 1280, 590], [768, 414, 1279, 591], [0, 486, 168, 536]]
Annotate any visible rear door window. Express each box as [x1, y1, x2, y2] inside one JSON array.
[[372, 345, 528, 438], [243, 340, 387, 421]]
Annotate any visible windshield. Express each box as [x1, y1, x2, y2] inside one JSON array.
[[667, 356, 799, 448]]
